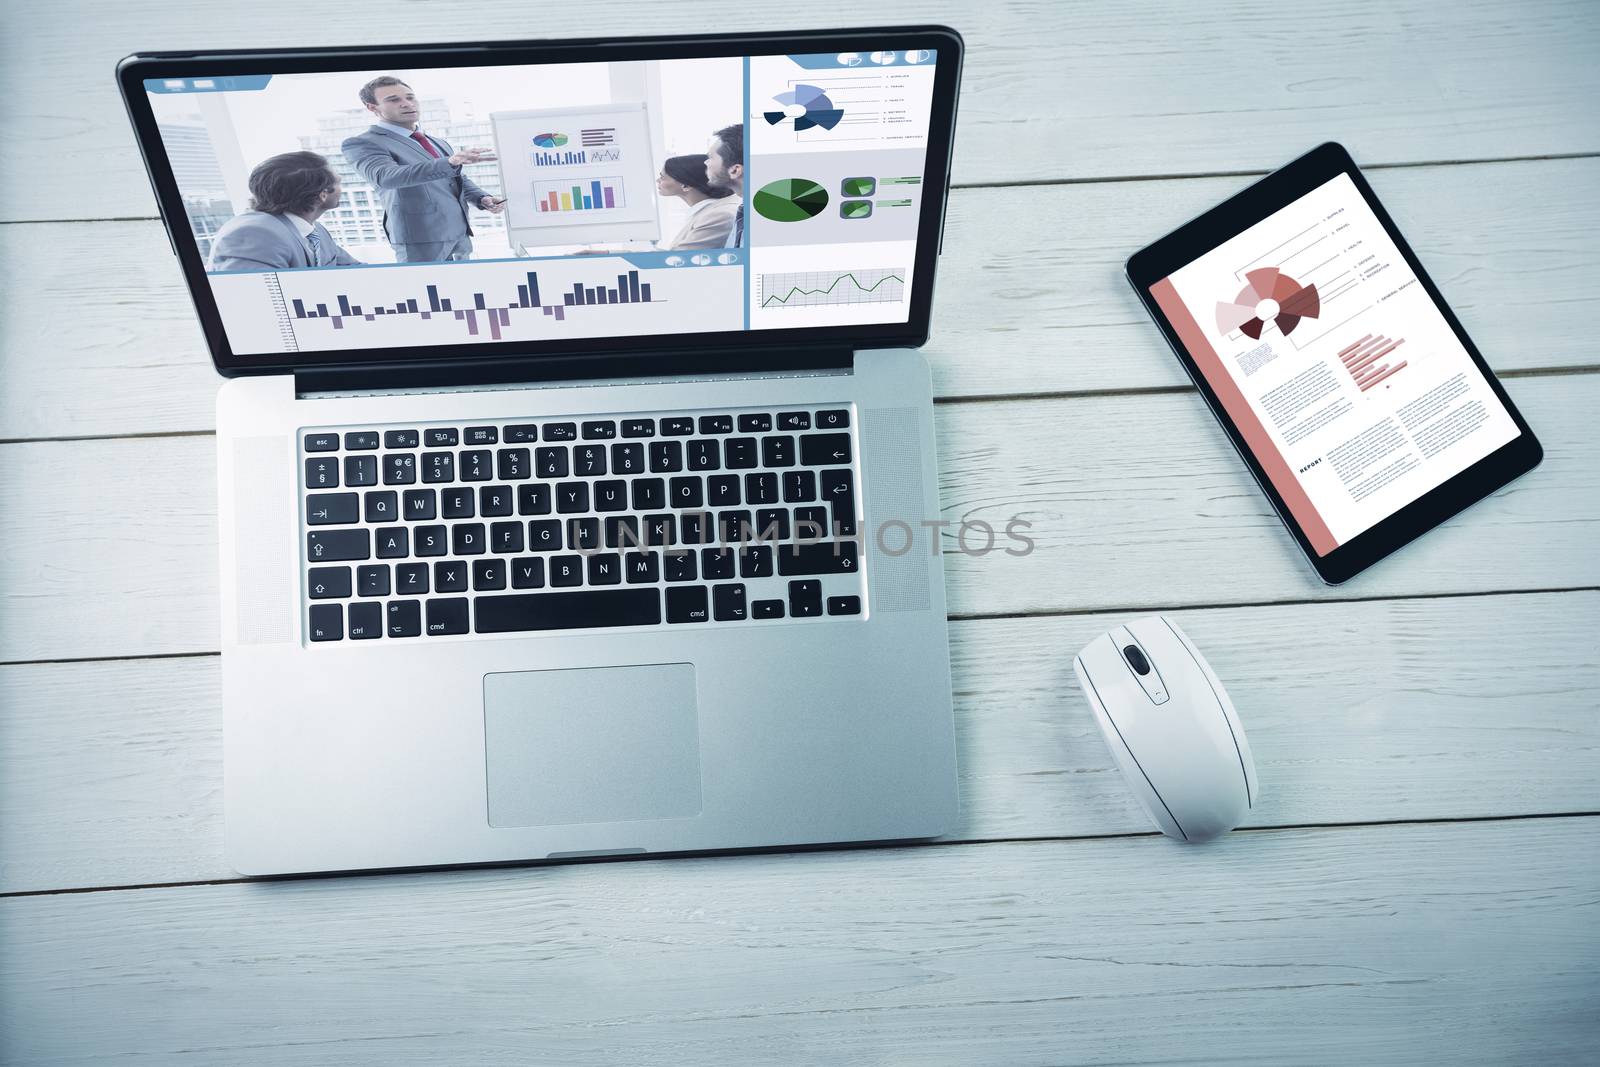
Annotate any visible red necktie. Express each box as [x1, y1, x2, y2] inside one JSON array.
[[410, 131, 441, 158]]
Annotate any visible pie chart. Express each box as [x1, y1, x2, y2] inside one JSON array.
[[1216, 267, 1321, 340], [532, 132, 568, 148], [762, 84, 845, 132], [753, 178, 829, 222]]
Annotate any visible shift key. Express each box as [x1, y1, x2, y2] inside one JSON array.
[[778, 540, 859, 575], [307, 528, 370, 562]]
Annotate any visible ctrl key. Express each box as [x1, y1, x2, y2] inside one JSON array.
[[348, 601, 383, 640], [386, 599, 422, 638], [308, 603, 342, 642]]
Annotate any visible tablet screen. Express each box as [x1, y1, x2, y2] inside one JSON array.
[[1147, 173, 1519, 556]]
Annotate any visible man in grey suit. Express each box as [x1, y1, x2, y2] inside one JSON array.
[[342, 76, 507, 263], [207, 151, 361, 272]]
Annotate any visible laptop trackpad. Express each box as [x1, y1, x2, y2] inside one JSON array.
[[483, 664, 702, 828]]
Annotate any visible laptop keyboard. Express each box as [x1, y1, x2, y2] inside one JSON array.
[[298, 405, 864, 642]]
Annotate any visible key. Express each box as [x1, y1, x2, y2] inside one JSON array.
[[473, 559, 506, 591], [670, 477, 703, 509], [308, 566, 351, 599], [460, 450, 492, 481], [777, 411, 810, 431], [664, 550, 697, 582], [605, 515, 642, 550], [643, 513, 676, 547], [497, 448, 530, 480], [739, 544, 773, 579], [660, 417, 694, 436], [667, 585, 710, 623], [648, 440, 683, 473], [307, 529, 369, 562], [433, 561, 467, 593], [414, 525, 447, 557], [724, 437, 758, 469], [402, 489, 437, 521], [761, 436, 795, 468], [688, 439, 720, 471], [536, 446, 569, 478], [738, 413, 772, 433], [718, 509, 752, 544], [396, 562, 429, 594], [304, 457, 339, 489], [779, 540, 859, 575], [679, 511, 711, 546], [442, 488, 474, 519], [575, 444, 607, 476], [821, 469, 857, 536], [479, 485, 513, 517], [364, 490, 398, 523], [788, 579, 823, 617], [348, 601, 383, 640], [511, 557, 545, 589], [702, 547, 735, 580], [621, 418, 655, 438], [344, 454, 378, 488], [556, 481, 589, 514], [594, 480, 628, 512], [357, 564, 390, 597], [426, 598, 470, 635], [309, 603, 342, 640], [527, 520, 562, 551], [304, 432, 338, 452], [582, 420, 617, 440], [752, 598, 785, 619], [384, 429, 420, 449], [567, 517, 600, 551], [422, 451, 455, 483], [782, 470, 816, 503], [386, 599, 422, 637], [611, 442, 645, 474], [708, 474, 741, 507], [475, 588, 662, 632], [816, 409, 849, 428], [801, 433, 852, 466], [631, 478, 665, 510], [713, 583, 748, 621], [698, 415, 733, 435], [502, 424, 538, 444], [518, 483, 552, 515], [795, 507, 830, 542], [463, 425, 498, 445], [745, 472, 779, 505], [587, 553, 622, 585], [549, 555, 583, 587], [306, 492, 357, 525], [344, 431, 379, 451], [383, 453, 416, 485], [753, 508, 789, 542], [375, 526, 409, 559], [491, 521, 525, 554], [425, 428, 459, 447], [625, 551, 660, 584], [543, 422, 578, 442], [828, 595, 862, 616], [452, 523, 485, 555]]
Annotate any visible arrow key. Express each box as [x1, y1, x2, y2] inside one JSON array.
[[308, 566, 352, 599], [306, 492, 358, 525]]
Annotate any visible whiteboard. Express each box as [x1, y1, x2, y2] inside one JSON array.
[[490, 102, 661, 250]]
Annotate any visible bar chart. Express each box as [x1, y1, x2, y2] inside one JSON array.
[[531, 149, 591, 167], [534, 176, 626, 213], [1338, 333, 1409, 392]]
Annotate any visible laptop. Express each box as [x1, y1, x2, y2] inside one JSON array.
[[118, 27, 963, 876]]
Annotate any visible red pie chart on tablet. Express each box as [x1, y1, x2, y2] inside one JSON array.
[[1216, 268, 1321, 340]]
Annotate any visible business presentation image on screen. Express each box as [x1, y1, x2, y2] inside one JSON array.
[[142, 47, 938, 355], [1149, 174, 1518, 556]]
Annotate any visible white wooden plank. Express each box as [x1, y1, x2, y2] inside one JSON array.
[[3, 820, 1596, 1063], [4, 0, 1600, 223], [2, 592, 1595, 894], [4, 158, 1598, 441], [2, 374, 1593, 663]]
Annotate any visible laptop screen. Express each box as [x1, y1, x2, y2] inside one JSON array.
[[138, 44, 946, 360]]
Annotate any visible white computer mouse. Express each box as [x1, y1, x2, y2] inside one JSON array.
[[1072, 616, 1258, 842]]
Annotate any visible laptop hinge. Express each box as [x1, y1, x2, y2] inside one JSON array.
[[293, 347, 854, 395]]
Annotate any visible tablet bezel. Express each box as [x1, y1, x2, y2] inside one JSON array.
[[1126, 141, 1542, 585]]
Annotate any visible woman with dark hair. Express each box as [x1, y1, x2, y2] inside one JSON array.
[[656, 153, 740, 250]]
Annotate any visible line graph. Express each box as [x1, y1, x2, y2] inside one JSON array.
[[758, 268, 905, 309]]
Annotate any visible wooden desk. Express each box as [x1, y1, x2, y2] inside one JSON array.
[[3, 2, 1597, 1061]]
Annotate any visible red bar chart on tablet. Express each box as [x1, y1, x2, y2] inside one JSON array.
[[1338, 333, 1408, 391]]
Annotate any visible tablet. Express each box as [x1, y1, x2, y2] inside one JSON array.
[[1126, 142, 1542, 584]]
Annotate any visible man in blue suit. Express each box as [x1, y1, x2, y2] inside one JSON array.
[[341, 76, 507, 263], [207, 151, 361, 272]]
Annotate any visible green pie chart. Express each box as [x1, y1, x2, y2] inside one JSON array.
[[753, 178, 829, 222]]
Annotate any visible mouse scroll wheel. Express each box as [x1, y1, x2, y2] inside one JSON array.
[[1122, 644, 1151, 676]]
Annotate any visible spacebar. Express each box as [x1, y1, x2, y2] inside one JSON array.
[[474, 589, 662, 632]]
